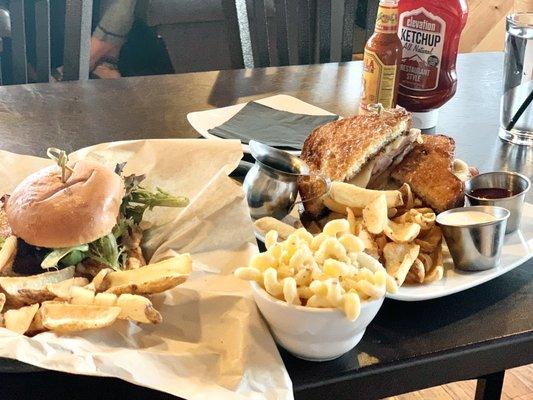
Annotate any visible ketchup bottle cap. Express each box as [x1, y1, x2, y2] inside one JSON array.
[[412, 109, 439, 129]]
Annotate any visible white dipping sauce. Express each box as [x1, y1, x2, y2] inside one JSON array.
[[439, 211, 497, 226]]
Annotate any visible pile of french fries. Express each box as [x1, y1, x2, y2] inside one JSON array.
[[254, 181, 444, 288], [0, 255, 191, 335]]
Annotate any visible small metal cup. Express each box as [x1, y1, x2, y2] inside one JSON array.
[[243, 141, 330, 220], [465, 171, 530, 233], [437, 206, 510, 271]]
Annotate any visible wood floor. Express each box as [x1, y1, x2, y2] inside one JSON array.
[[384, 364, 533, 400]]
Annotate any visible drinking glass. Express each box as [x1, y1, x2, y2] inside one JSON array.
[[500, 12, 533, 146]]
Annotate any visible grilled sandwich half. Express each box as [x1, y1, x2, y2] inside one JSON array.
[[392, 134, 465, 213], [299, 108, 419, 216]]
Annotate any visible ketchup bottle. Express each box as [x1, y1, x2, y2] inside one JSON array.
[[359, 0, 402, 113], [397, 0, 468, 129]]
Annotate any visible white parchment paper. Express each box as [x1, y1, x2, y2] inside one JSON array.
[[0, 139, 293, 400]]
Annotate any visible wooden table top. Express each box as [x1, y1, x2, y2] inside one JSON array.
[[0, 52, 531, 400]]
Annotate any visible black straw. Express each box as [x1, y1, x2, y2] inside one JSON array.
[[506, 89, 533, 130]]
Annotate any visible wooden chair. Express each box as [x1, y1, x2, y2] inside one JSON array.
[[2, 0, 93, 85], [222, 0, 364, 68]]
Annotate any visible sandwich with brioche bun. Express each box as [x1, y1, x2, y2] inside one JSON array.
[[0, 149, 188, 276]]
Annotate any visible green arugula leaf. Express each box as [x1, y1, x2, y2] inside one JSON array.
[[41, 244, 89, 269], [87, 233, 124, 271], [117, 169, 189, 224]]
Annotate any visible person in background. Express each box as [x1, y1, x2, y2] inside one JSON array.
[[90, 0, 137, 79]]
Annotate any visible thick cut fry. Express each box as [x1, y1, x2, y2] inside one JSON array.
[[323, 196, 348, 214], [0, 266, 75, 306], [94, 292, 118, 307], [40, 302, 121, 333], [383, 243, 420, 286], [363, 195, 388, 234], [27, 308, 45, 335], [254, 217, 296, 240], [0, 235, 17, 275], [116, 294, 162, 324], [330, 181, 403, 209], [4, 304, 39, 334], [100, 254, 192, 295], [0, 293, 5, 312], [346, 208, 363, 235], [70, 286, 96, 305], [46, 277, 89, 300], [384, 220, 421, 243], [86, 268, 113, 291]]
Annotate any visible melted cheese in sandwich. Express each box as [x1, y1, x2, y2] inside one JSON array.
[[347, 133, 412, 187]]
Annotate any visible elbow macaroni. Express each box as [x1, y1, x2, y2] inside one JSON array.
[[235, 219, 396, 321]]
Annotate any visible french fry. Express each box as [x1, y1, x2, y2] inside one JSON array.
[[329, 181, 403, 209], [323, 196, 348, 214], [40, 302, 121, 333], [363, 194, 388, 234], [94, 292, 118, 307], [0, 293, 5, 312], [26, 307, 45, 335], [346, 208, 363, 235], [254, 217, 296, 240], [65, 285, 162, 324], [99, 254, 192, 295], [86, 268, 113, 291], [0, 235, 17, 275], [383, 243, 420, 286], [4, 304, 39, 334], [70, 286, 96, 305], [0, 267, 75, 306], [116, 294, 162, 324], [46, 277, 89, 300]]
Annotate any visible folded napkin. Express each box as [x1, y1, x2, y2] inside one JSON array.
[[208, 102, 339, 150]]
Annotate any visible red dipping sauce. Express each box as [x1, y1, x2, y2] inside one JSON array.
[[469, 188, 515, 199]]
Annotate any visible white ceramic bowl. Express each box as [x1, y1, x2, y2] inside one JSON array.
[[250, 282, 385, 361]]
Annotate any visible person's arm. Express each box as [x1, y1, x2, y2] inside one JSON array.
[[93, 0, 137, 47]]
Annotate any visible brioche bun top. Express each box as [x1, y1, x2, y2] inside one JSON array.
[[6, 159, 124, 248]]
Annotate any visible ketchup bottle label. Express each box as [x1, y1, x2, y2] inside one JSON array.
[[398, 8, 446, 91]]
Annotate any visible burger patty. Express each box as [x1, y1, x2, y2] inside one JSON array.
[[12, 239, 49, 275]]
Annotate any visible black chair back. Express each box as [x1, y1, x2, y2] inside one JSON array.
[[5, 0, 93, 85], [222, 0, 359, 68]]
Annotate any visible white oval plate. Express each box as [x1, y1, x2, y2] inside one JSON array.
[[254, 203, 533, 302], [388, 202, 533, 301], [186, 94, 338, 155]]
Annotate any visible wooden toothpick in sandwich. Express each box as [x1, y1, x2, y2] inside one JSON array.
[[47, 147, 74, 183]]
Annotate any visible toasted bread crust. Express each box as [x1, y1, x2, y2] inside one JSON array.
[[299, 109, 412, 216], [392, 135, 464, 213]]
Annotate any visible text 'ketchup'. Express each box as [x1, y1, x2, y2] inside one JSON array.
[[397, 0, 468, 128]]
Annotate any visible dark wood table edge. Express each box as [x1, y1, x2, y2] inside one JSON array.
[[293, 331, 533, 400]]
